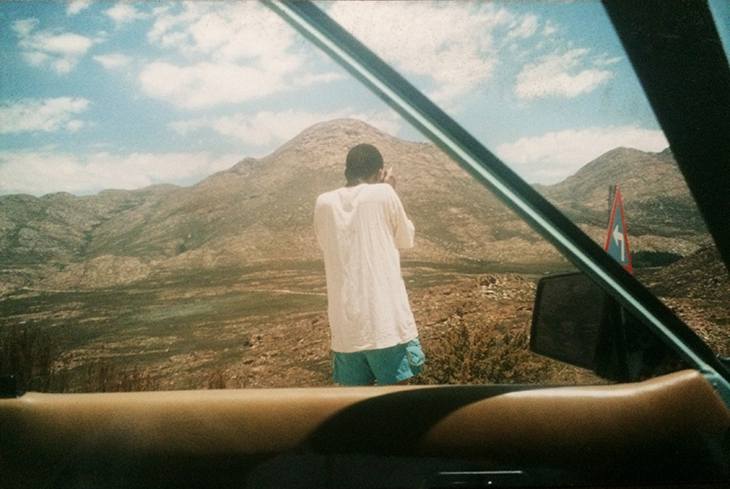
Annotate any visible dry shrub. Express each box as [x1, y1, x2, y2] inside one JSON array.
[[204, 366, 228, 389], [0, 326, 69, 393], [416, 315, 558, 385], [85, 357, 159, 392]]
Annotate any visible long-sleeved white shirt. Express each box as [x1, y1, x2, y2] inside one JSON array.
[[314, 183, 417, 353]]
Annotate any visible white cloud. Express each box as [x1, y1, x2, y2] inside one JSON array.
[[148, 3, 296, 61], [0, 98, 90, 134], [496, 126, 669, 184], [514, 48, 614, 100], [139, 2, 339, 109], [170, 110, 401, 147], [507, 14, 539, 41], [0, 149, 240, 196], [328, 2, 518, 105], [542, 21, 558, 37], [67, 2, 92, 16], [104, 3, 147, 26], [12, 18, 97, 74], [139, 57, 343, 110], [93, 53, 133, 70], [139, 61, 295, 109]]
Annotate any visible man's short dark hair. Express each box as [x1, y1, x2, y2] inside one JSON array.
[[345, 144, 383, 184]]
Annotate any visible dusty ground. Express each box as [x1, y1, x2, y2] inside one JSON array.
[[3, 251, 729, 392], [209, 273, 545, 389], [171, 269, 730, 390]]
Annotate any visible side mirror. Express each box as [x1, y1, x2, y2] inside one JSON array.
[[530, 272, 681, 382]]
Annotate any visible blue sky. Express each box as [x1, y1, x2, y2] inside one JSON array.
[[0, 1, 698, 196]]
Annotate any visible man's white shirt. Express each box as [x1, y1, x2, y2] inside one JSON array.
[[314, 183, 417, 353]]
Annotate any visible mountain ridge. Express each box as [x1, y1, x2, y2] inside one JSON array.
[[0, 119, 710, 292]]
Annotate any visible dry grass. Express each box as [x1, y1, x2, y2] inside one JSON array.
[[84, 357, 159, 392], [0, 325, 252, 392], [204, 366, 229, 389], [0, 326, 67, 393], [0, 271, 610, 393], [415, 314, 579, 385], [1, 315, 601, 394], [0, 326, 160, 393]]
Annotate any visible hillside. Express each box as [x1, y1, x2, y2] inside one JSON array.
[[0, 119, 711, 293], [537, 147, 707, 254], [0, 185, 180, 291], [642, 244, 730, 302]]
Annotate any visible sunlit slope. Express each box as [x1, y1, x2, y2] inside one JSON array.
[[54, 119, 546, 267], [538, 147, 707, 236], [0, 119, 708, 291]]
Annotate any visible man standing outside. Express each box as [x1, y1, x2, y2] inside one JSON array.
[[314, 143, 424, 385]]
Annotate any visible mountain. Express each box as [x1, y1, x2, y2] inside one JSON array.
[[0, 185, 180, 291], [536, 147, 707, 255], [0, 119, 710, 292], [539, 147, 705, 231], [641, 244, 730, 301]]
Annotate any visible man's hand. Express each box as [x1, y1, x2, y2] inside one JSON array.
[[382, 167, 396, 189]]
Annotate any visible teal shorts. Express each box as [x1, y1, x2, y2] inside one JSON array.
[[333, 338, 425, 386]]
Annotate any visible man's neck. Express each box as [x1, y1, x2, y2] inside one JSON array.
[[346, 175, 380, 187]]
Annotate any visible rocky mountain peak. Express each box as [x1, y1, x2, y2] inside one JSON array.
[[264, 118, 406, 171], [229, 157, 259, 176], [291, 118, 392, 144]]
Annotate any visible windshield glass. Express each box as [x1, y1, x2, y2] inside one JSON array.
[[0, 1, 727, 393]]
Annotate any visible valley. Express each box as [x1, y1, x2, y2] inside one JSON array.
[[2, 253, 728, 392]]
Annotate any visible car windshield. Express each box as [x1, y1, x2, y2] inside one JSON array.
[[0, 1, 728, 393]]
